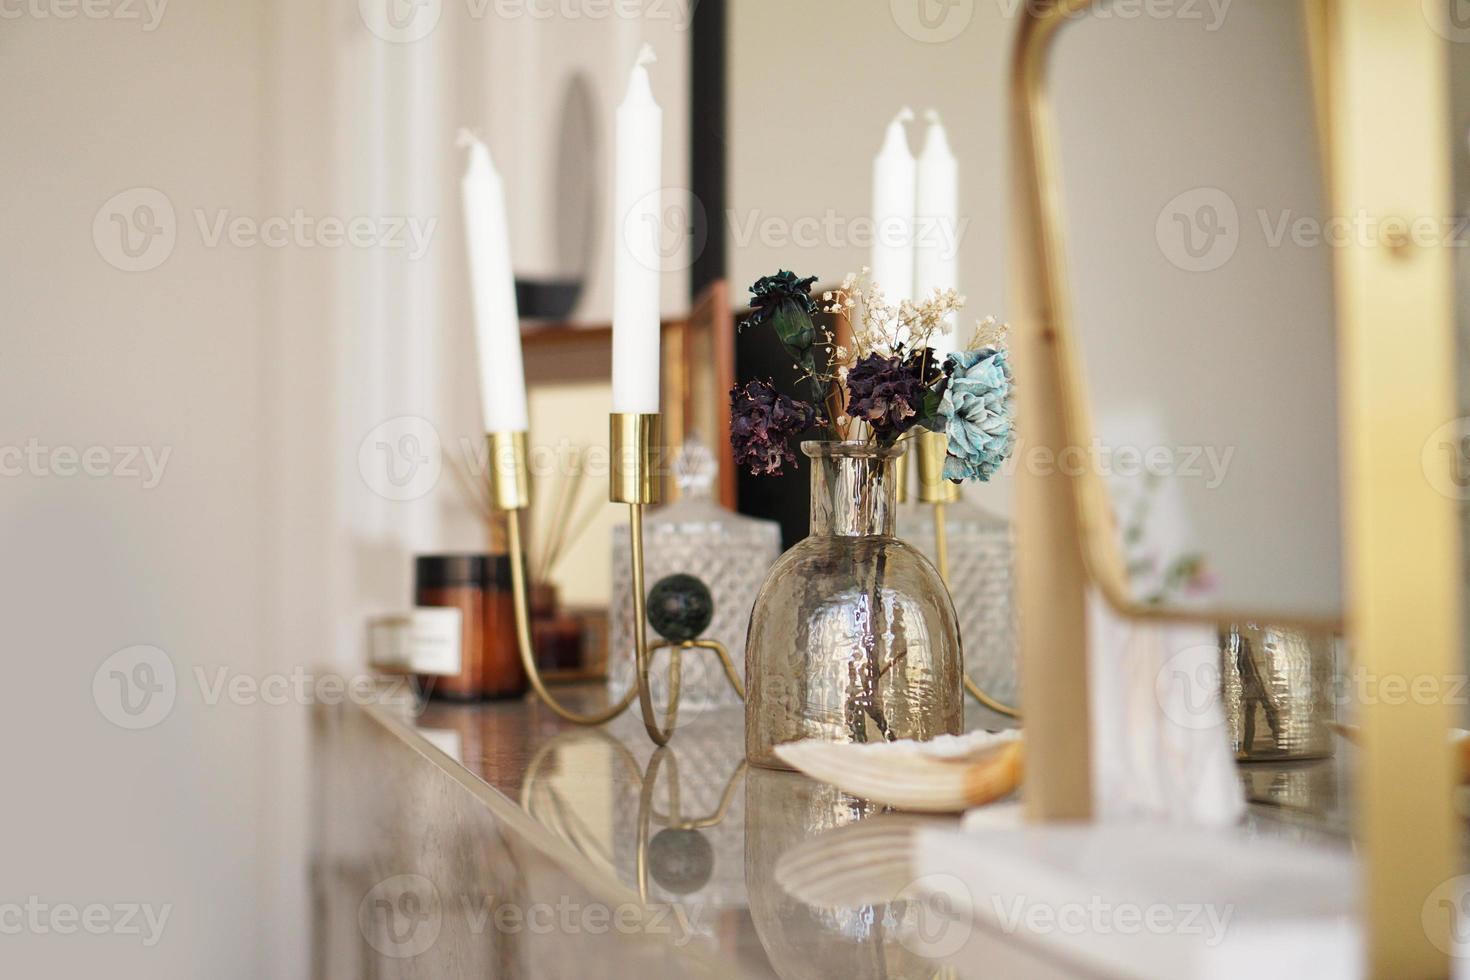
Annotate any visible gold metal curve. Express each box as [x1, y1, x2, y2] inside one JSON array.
[[507, 508, 638, 725], [628, 503, 681, 745], [492, 420, 745, 745], [929, 500, 1021, 719], [646, 638, 745, 702]]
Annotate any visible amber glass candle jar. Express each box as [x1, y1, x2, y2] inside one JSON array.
[[481, 555, 527, 699], [530, 583, 583, 673], [414, 554, 486, 701]]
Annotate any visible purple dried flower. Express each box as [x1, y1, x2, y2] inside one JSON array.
[[729, 379, 820, 476], [845, 351, 927, 439]]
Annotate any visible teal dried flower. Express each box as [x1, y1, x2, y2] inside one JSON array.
[[940, 348, 1015, 483]]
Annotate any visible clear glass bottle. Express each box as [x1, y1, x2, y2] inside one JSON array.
[[610, 437, 782, 710], [897, 498, 1020, 710], [745, 441, 963, 769]]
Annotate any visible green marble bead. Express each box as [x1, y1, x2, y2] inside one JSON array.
[[646, 573, 714, 643]]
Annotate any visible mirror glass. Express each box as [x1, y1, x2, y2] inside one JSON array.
[[726, 1, 1341, 621], [1049, 2, 1341, 619]]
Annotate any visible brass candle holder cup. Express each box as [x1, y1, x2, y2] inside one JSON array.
[[489, 414, 744, 747], [914, 430, 1021, 720]]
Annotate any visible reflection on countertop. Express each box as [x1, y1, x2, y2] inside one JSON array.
[[313, 683, 1358, 979], [409, 687, 978, 979]]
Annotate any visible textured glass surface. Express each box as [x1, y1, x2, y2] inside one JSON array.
[[745, 767, 940, 978], [1220, 623, 1336, 761], [897, 499, 1019, 707], [745, 442, 963, 769], [610, 438, 782, 709]]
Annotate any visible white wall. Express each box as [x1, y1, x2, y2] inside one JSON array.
[[2, 2, 695, 975], [729, 0, 1012, 514], [484, 3, 692, 324], [1, 3, 276, 976]]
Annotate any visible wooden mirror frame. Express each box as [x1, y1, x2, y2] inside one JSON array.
[[1009, 1, 1462, 972]]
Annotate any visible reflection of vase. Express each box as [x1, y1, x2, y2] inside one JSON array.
[[744, 768, 937, 980], [745, 441, 963, 769]]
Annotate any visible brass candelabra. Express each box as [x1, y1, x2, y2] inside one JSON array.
[[914, 430, 1021, 720], [488, 414, 743, 747]]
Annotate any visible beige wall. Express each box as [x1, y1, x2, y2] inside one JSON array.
[[1, 3, 280, 976], [729, 0, 1013, 516], [3, 3, 697, 974]]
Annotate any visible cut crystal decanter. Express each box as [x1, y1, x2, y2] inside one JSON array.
[[897, 497, 1020, 710], [610, 436, 781, 711]]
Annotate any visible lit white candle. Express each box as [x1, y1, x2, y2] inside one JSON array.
[[870, 106, 916, 308], [612, 44, 662, 415], [915, 109, 959, 355], [459, 129, 528, 433]]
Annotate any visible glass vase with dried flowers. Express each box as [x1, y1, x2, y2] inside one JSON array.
[[734, 269, 1016, 768]]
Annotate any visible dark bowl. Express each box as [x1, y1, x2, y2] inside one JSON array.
[[514, 277, 583, 321]]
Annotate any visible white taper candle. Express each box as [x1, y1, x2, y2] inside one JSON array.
[[611, 43, 663, 415], [459, 129, 528, 432], [915, 109, 960, 355], [870, 106, 916, 307]]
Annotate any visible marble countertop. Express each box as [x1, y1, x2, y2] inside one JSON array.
[[326, 684, 1351, 979]]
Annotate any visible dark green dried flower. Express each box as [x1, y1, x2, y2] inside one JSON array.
[[741, 271, 824, 402], [742, 271, 818, 335]]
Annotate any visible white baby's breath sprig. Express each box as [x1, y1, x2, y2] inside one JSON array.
[[967, 315, 1010, 350], [825, 270, 968, 359]]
